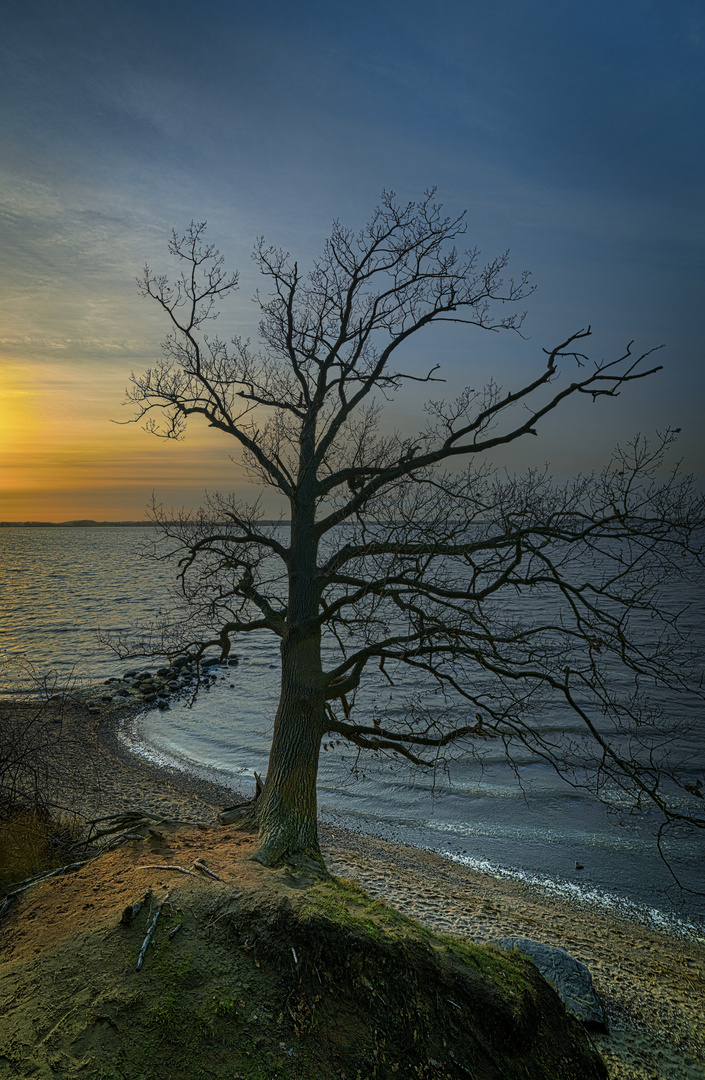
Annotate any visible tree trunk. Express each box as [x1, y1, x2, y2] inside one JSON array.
[[250, 444, 327, 870], [251, 631, 326, 870]]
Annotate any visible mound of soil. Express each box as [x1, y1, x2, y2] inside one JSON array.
[[0, 825, 606, 1079]]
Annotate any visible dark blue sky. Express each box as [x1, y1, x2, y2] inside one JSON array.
[[1, 0, 703, 516]]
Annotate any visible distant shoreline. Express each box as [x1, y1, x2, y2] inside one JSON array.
[[0, 520, 160, 527], [0, 520, 288, 528]]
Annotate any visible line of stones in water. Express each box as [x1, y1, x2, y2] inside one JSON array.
[[74, 654, 241, 715]]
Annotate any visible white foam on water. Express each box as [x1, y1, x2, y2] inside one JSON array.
[[116, 714, 255, 791], [439, 849, 705, 943]]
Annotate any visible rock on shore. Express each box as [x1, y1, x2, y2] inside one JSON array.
[[70, 654, 240, 714]]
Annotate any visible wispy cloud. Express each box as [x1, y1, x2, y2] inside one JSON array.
[[0, 0, 702, 517]]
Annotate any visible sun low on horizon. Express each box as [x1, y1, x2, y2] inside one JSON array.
[[0, 357, 253, 522], [0, 0, 702, 521]]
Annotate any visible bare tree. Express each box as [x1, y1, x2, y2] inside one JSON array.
[[126, 190, 705, 870]]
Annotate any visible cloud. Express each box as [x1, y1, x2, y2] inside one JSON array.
[[0, 0, 702, 517]]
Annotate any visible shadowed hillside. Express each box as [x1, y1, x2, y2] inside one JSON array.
[[0, 826, 606, 1079]]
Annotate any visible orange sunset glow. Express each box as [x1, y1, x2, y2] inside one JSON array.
[[0, 360, 248, 521], [1, 1, 702, 524]]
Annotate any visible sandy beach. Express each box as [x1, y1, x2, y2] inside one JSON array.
[[13, 698, 705, 1079]]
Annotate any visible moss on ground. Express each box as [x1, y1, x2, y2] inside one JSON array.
[[0, 842, 607, 1080]]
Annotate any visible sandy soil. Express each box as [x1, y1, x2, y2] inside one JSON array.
[[6, 698, 705, 1079]]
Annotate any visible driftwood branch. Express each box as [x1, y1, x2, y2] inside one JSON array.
[[2, 858, 96, 902], [140, 863, 200, 877], [139, 859, 224, 881], [137, 894, 170, 971], [192, 858, 224, 880]]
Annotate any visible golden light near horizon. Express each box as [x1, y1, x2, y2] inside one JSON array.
[[0, 359, 252, 521], [0, 367, 41, 454]]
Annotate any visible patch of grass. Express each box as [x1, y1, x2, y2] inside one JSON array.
[[301, 876, 424, 942], [0, 808, 84, 893], [195, 990, 238, 1036]]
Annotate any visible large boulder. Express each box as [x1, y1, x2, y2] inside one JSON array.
[[494, 936, 607, 1030]]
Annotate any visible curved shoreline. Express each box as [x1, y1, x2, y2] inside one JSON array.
[[113, 697, 705, 943], [22, 696, 705, 1079], [98, 699, 248, 812]]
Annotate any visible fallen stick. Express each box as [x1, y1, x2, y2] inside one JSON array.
[[139, 864, 199, 877], [137, 895, 170, 971], [4, 858, 96, 898], [39, 1004, 79, 1045], [192, 858, 224, 880]]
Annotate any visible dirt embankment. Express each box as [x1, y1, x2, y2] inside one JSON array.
[[0, 825, 609, 1080], [1, 699, 703, 1079]]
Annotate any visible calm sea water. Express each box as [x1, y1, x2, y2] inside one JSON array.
[[1, 526, 703, 932]]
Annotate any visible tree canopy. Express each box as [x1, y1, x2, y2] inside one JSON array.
[[126, 190, 705, 874]]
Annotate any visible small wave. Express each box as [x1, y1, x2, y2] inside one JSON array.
[[439, 850, 705, 943], [117, 721, 247, 791], [425, 817, 645, 852]]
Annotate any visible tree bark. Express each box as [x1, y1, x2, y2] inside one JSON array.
[[248, 464, 328, 870], [251, 628, 327, 870]]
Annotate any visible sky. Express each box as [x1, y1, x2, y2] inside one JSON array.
[[1, 0, 703, 520]]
